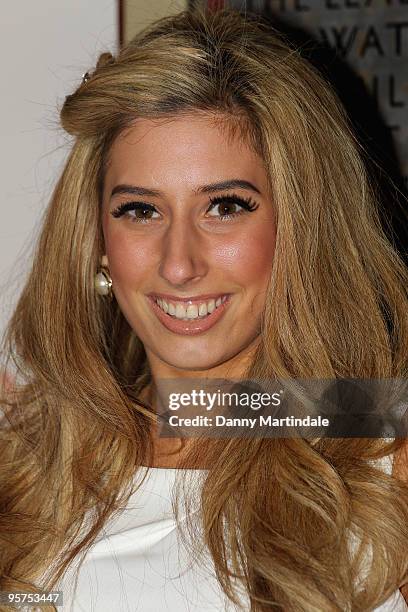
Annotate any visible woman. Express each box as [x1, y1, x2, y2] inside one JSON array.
[[1, 8, 408, 611]]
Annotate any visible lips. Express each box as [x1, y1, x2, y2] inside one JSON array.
[[147, 292, 229, 304], [146, 293, 232, 335]]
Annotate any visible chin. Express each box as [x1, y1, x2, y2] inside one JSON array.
[[161, 354, 226, 373], [156, 343, 248, 376]]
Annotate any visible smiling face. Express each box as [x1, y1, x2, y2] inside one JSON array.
[[101, 113, 276, 378]]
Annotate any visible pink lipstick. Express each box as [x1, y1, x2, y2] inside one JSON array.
[[146, 294, 232, 335]]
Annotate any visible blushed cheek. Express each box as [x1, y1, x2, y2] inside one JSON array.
[[103, 226, 159, 290], [250, 234, 275, 281], [213, 225, 276, 290], [247, 235, 275, 318]]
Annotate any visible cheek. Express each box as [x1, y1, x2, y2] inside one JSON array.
[[103, 219, 276, 289], [104, 226, 158, 287], [213, 223, 276, 286]]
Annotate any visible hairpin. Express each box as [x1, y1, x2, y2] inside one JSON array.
[[82, 71, 91, 85]]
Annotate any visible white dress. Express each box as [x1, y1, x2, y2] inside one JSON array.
[[56, 458, 407, 612]]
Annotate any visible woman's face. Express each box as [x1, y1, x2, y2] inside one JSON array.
[[101, 113, 276, 376]]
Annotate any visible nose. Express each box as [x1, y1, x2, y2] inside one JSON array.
[[158, 218, 208, 287]]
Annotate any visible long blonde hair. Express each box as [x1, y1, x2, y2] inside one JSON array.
[[1, 8, 408, 611]]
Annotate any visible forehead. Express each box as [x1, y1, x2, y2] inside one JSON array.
[[102, 113, 268, 194]]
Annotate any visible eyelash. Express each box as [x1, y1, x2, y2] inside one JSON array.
[[110, 193, 260, 224]]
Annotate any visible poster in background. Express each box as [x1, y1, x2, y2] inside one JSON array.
[[226, 0, 408, 188]]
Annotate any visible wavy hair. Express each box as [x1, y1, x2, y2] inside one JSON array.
[[1, 8, 408, 611]]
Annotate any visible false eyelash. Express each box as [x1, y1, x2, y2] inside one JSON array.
[[207, 194, 259, 213], [110, 202, 156, 218], [110, 192, 260, 223]]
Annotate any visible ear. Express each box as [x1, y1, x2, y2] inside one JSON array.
[[101, 254, 109, 268]]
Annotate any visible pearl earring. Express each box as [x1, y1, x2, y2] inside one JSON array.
[[94, 267, 113, 298]]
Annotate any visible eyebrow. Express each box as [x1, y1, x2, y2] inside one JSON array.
[[110, 179, 261, 199]]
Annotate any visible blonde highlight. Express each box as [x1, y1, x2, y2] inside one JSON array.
[[1, 8, 408, 611]]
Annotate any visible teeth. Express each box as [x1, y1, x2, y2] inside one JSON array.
[[155, 296, 228, 320], [198, 303, 207, 317], [207, 299, 215, 314], [157, 298, 169, 313], [186, 304, 198, 319], [175, 303, 186, 318]]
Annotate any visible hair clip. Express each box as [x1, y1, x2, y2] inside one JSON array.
[[82, 71, 91, 85]]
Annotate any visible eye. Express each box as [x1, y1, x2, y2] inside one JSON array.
[[110, 202, 160, 223], [206, 194, 259, 220], [110, 194, 260, 223]]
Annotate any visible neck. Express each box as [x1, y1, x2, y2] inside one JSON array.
[[138, 339, 261, 469]]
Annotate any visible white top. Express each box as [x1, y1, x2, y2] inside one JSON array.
[[57, 457, 407, 612]]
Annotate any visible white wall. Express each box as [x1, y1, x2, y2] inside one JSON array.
[[0, 1, 117, 343]]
